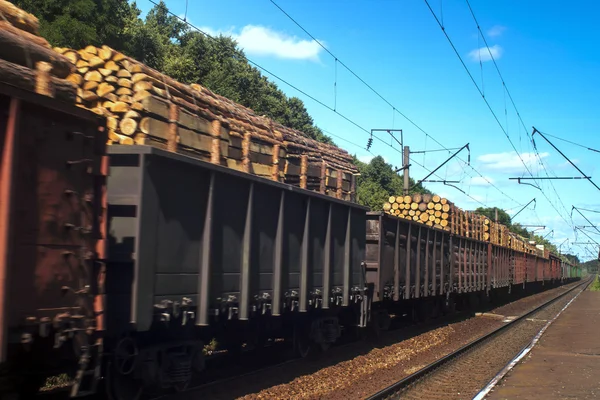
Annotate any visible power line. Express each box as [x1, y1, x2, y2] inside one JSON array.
[[541, 131, 600, 153], [463, 0, 573, 226], [424, 0, 574, 230], [267, 0, 523, 208], [147, 0, 397, 153], [409, 157, 487, 207]]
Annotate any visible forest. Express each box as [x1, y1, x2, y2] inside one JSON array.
[[12, 0, 579, 262]]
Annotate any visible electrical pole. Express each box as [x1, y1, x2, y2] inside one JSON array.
[[403, 146, 410, 196], [495, 207, 498, 223]]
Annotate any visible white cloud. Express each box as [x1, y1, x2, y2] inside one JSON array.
[[487, 25, 506, 38], [477, 151, 549, 173], [468, 44, 503, 62], [198, 24, 324, 62], [358, 155, 374, 164], [470, 176, 494, 186]]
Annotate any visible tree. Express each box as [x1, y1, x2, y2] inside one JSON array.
[[562, 254, 580, 265], [474, 207, 512, 226], [354, 156, 431, 210], [12, 0, 135, 49]]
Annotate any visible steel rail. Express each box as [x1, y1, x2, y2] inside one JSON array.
[[365, 278, 591, 400]]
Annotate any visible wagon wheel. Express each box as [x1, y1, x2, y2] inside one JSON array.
[[173, 376, 192, 393], [293, 326, 314, 359], [114, 337, 138, 376], [106, 361, 142, 400]]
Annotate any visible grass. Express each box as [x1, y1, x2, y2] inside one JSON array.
[[589, 275, 600, 291]]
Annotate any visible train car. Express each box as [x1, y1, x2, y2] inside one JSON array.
[[0, 82, 107, 397], [103, 145, 369, 398], [363, 212, 579, 330]]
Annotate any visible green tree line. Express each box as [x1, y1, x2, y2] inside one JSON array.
[[14, 0, 581, 250], [13, 0, 429, 211]]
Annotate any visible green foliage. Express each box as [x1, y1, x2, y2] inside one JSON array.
[[353, 156, 431, 211], [12, 0, 135, 49], [562, 253, 580, 265], [474, 207, 512, 226], [589, 275, 600, 291], [581, 259, 599, 274], [13, 0, 333, 144]]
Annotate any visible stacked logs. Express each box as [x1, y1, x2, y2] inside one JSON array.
[[57, 44, 358, 199], [0, 0, 76, 101], [451, 207, 490, 241], [383, 194, 452, 230]]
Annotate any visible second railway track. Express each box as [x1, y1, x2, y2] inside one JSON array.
[[367, 277, 592, 400]]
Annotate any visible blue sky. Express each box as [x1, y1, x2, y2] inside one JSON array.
[[138, 0, 600, 261]]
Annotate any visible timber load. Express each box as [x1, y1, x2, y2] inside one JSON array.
[[54, 44, 359, 201], [383, 193, 541, 255], [0, 0, 76, 101]]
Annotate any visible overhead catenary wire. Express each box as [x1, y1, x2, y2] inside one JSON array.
[[538, 131, 600, 153], [463, 0, 573, 225], [267, 0, 523, 208], [423, 0, 574, 231]]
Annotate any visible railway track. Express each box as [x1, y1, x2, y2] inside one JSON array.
[[366, 277, 592, 400]]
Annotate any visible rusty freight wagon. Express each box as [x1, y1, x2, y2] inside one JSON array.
[[363, 212, 579, 330], [0, 81, 107, 397]]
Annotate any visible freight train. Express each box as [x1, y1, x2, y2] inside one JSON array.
[[0, 81, 581, 399]]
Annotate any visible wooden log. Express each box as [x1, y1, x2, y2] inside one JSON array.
[[77, 49, 93, 62], [0, 0, 40, 35], [242, 132, 251, 172], [98, 46, 112, 61], [0, 28, 74, 78], [112, 51, 126, 62], [104, 93, 118, 103], [118, 78, 132, 89], [392, 203, 399, 210], [389, 196, 396, 203], [119, 118, 137, 136], [98, 68, 113, 77], [319, 161, 327, 193], [422, 193, 432, 203], [83, 81, 99, 91], [34, 61, 53, 97], [298, 155, 308, 189], [0, 58, 76, 102], [412, 194, 422, 203], [116, 87, 132, 96], [116, 69, 131, 79], [383, 203, 392, 211], [418, 202, 427, 212], [63, 51, 79, 64], [270, 143, 281, 182], [104, 60, 119, 71], [0, 20, 48, 48], [67, 73, 83, 86], [432, 195, 441, 203], [97, 83, 115, 98], [124, 110, 141, 120], [168, 103, 179, 152], [110, 101, 128, 113], [80, 90, 98, 102], [84, 70, 102, 82], [210, 119, 221, 164]]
